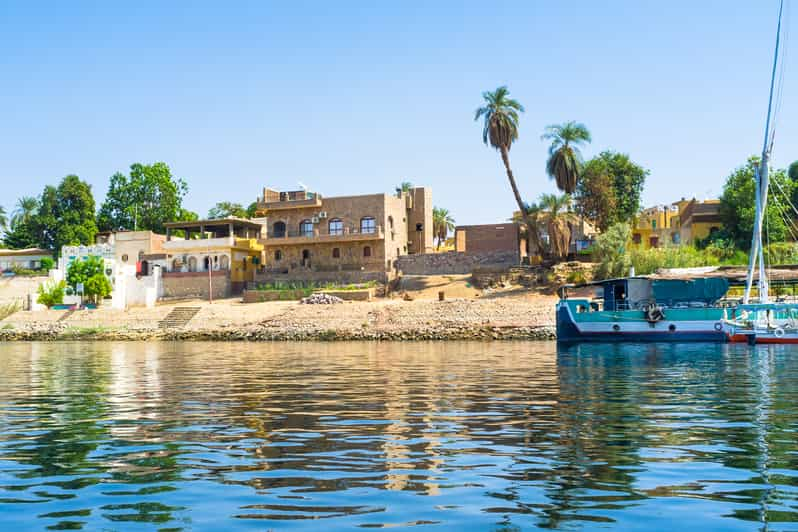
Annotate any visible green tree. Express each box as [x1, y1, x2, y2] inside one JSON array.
[[37, 280, 66, 308], [593, 222, 632, 280], [32, 175, 97, 253], [475, 86, 532, 241], [208, 201, 247, 219], [11, 196, 38, 228], [0, 206, 7, 234], [67, 256, 105, 292], [576, 151, 647, 227], [574, 158, 618, 231], [720, 157, 795, 249], [97, 162, 188, 233], [542, 121, 591, 194], [432, 207, 455, 249], [789, 160, 798, 181], [84, 273, 112, 304], [246, 201, 259, 218]]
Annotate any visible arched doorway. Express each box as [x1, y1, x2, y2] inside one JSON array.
[[302, 249, 311, 268], [203, 256, 211, 271]]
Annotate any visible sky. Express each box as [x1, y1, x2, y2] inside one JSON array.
[[1, 1, 796, 226]]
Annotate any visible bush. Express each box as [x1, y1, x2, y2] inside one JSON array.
[[67, 256, 105, 291], [0, 301, 22, 320], [84, 273, 112, 304], [40, 257, 54, 271], [592, 223, 632, 280], [37, 280, 66, 309]]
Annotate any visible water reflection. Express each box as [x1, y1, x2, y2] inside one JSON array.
[[0, 341, 796, 530]]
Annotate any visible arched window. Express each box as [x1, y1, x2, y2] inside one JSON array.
[[172, 258, 180, 271], [203, 256, 210, 271], [188, 256, 198, 272], [274, 250, 282, 261], [219, 255, 230, 270], [363, 246, 372, 257], [329, 218, 343, 236], [388, 216, 394, 230], [273, 221, 286, 238], [332, 247, 340, 259], [300, 219, 314, 237], [361, 216, 376, 234]]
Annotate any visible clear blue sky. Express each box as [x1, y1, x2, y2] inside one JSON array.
[[1, 1, 795, 225]]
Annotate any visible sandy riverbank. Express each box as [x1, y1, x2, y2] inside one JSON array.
[[0, 288, 558, 341]]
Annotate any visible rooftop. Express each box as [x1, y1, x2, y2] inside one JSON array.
[[0, 247, 52, 256]]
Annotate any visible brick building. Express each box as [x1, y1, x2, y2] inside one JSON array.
[[454, 223, 527, 259], [255, 186, 432, 282]]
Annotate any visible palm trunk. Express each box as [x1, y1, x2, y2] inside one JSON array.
[[500, 145, 543, 258]]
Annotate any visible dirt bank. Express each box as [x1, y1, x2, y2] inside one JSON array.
[[0, 290, 558, 342]]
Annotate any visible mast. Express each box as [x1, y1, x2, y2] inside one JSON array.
[[743, 0, 784, 304]]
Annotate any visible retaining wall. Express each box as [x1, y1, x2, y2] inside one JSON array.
[[161, 271, 230, 300], [395, 250, 519, 275]]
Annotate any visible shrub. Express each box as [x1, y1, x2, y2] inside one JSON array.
[[40, 257, 54, 271], [0, 301, 22, 320], [84, 273, 112, 304], [67, 256, 105, 291], [592, 223, 632, 280], [37, 280, 66, 309]]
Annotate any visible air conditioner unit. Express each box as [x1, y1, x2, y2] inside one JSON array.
[[311, 216, 320, 224], [318, 211, 328, 219]]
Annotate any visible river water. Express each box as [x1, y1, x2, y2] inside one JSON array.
[[0, 342, 796, 530]]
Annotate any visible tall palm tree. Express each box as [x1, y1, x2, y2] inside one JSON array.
[[433, 207, 455, 250], [0, 206, 7, 234], [542, 121, 591, 194], [475, 86, 528, 229], [11, 196, 38, 228], [539, 193, 577, 260]]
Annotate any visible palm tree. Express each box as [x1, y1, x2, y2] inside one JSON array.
[[542, 121, 591, 194], [475, 86, 529, 230], [11, 196, 38, 228], [512, 202, 545, 257], [539, 193, 577, 260], [395, 181, 413, 194], [433, 207, 455, 250], [0, 206, 7, 234]]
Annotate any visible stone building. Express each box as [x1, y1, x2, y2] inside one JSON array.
[[255, 186, 432, 282], [162, 218, 264, 296], [454, 223, 527, 259]]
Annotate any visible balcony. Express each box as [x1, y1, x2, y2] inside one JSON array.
[[262, 226, 384, 246], [163, 236, 234, 251]]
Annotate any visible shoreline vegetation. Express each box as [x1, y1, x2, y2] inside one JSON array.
[[0, 291, 558, 342]]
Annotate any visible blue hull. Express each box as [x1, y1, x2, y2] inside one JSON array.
[[556, 304, 727, 343]]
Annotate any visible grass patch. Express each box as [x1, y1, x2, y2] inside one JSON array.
[[0, 302, 22, 321], [62, 326, 114, 337]]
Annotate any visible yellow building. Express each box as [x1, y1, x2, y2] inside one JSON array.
[[632, 198, 720, 248]]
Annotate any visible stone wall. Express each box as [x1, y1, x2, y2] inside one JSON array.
[[395, 250, 520, 275], [0, 275, 48, 307], [454, 223, 524, 257], [161, 271, 230, 300], [254, 269, 388, 286]]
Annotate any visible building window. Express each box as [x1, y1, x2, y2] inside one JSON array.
[[274, 250, 282, 261], [300, 220, 314, 237], [633, 233, 642, 245], [363, 246, 372, 257], [332, 247, 340, 259], [273, 221, 286, 238], [361, 217, 376, 234], [388, 216, 394, 230], [121, 254, 129, 262], [220, 255, 230, 270], [329, 218, 343, 236]]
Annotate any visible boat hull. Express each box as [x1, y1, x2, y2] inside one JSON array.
[[556, 301, 727, 343]]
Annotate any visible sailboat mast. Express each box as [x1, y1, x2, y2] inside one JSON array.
[[743, 0, 784, 304]]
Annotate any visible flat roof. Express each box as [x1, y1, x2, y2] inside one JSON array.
[[163, 218, 264, 230], [0, 248, 52, 256]]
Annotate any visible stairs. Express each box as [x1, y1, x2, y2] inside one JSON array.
[[158, 306, 202, 329]]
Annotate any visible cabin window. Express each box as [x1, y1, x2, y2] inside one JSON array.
[[300, 220, 314, 237], [361, 217, 376, 234], [329, 219, 343, 236]]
